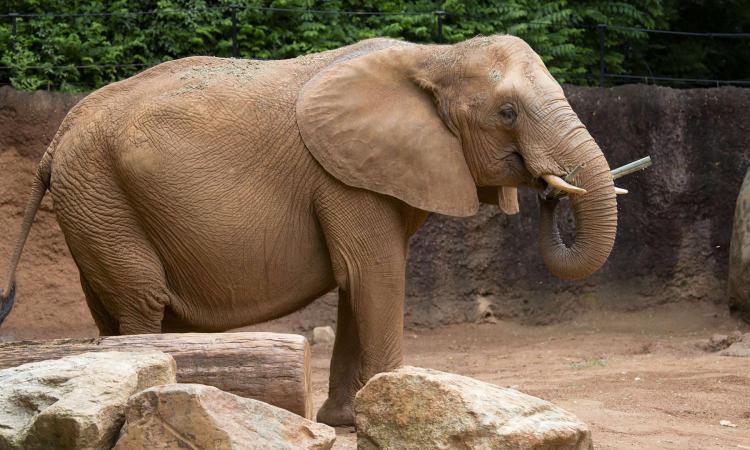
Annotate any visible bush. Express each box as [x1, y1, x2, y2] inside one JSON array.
[[0, 0, 681, 91]]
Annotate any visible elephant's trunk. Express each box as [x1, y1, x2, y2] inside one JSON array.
[[538, 135, 617, 280]]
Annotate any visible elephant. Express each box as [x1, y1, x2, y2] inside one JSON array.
[[1, 35, 619, 425]]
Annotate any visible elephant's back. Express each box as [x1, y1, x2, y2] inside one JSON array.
[[102, 37, 408, 111], [96, 36, 408, 109], [97, 38, 412, 200], [51, 37, 410, 164]]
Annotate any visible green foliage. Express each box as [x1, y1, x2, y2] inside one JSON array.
[[0, 0, 741, 91], [436, 0, 666, 84], [640, 0, 750, 84]]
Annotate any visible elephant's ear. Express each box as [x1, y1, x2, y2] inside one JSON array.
[[296, 45, 479, 217]]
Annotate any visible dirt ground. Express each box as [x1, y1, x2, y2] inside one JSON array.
[[309, 301, 750, 450]]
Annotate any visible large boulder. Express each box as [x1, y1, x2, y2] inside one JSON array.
[[114, 383, 336, 450], [730, 168, 750, 322], [0, 351, 176, 450], [355, 366, 592, 450]]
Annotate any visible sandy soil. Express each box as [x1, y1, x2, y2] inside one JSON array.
[[309, 301, 750, 450]]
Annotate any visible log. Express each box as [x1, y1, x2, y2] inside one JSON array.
[[0, 332, 312, 419]]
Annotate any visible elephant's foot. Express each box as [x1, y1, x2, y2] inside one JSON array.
[[316, 397, 354, 426]]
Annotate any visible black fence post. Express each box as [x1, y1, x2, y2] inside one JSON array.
[[230, 5, 239, 58], [597, 24, 606, 88], [435, 10, 445, 43], [9, 12, 18, 78]]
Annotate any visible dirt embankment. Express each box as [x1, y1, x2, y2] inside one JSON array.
[[0, 84, 748, 339]]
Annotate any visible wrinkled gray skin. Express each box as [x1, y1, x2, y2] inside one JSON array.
[[1, 36, 617, 425]]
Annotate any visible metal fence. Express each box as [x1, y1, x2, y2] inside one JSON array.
[[2, 5, 749, 89], [597, 24, 750, 87]]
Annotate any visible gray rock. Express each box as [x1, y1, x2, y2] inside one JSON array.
[[0, 351, 176, 450], [730, 168, 750, 321], [473, 295, 498, 324], [721, 333, 750, 357], [698, 331, 744, 352], [114, 383, 336, 450], [312, 326, 336, 345], [355, 366, 592, 450]]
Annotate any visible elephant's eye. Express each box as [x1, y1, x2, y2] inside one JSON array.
[[499, 104, 517, 127]]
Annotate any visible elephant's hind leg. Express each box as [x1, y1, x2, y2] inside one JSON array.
[[79, 274, 118, 336], [71, 231, 175, 335], [72, 244, 174, 335], [55, 177, 176, 335]]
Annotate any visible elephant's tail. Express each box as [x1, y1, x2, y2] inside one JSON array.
[[0, 151, 53, 326]]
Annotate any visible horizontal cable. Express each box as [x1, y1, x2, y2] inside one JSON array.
[[0, 62, 157, 70], [440, 11, 598, 28], [0, 7, 225, 18], [0, 8, 595, 23], [605, 24, 750, 38], [241, 5, 430, 15], [604, 73, 750, 85], [0, 6, 431, 18]]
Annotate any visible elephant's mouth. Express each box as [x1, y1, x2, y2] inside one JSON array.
[[524, 176, 546, 192], [509, 149, 585, 196], [500, 151, 542, 191]]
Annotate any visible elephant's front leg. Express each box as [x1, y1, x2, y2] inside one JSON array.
[[315, 190, 408, 426]]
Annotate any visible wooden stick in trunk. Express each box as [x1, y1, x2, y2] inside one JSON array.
[[0, 332, 313, 419], [611, 156, 653, 180], [546, 156, 653, 200]]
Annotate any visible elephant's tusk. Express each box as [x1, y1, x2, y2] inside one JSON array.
[[615, 187, 628, 195], [541, 174, 587, 196]]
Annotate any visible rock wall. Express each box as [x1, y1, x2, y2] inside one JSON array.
[[0, 87, 86, 160], [0, 84, 747, 337]]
